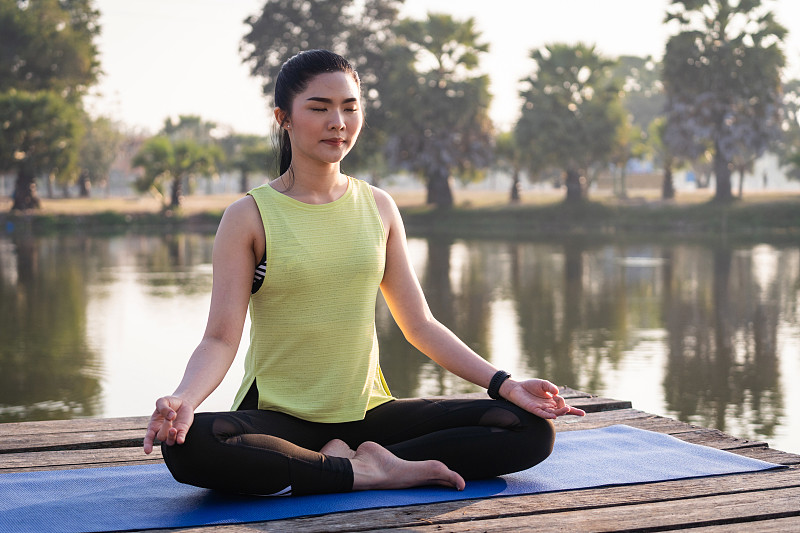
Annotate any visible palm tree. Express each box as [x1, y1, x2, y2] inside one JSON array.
[[662, 0, 787, 201], [515, 43, 625, 203], [384, 13, 494, 209], [132, 137, 222, 208]]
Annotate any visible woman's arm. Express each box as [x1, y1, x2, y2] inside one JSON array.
[[143, 196, 264, 453], [372, 187, 583, 419]]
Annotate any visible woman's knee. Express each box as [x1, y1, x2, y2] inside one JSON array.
[[526, 416, 556, 464], [504, 408, 556, 469], [161, 412, 240, 487]]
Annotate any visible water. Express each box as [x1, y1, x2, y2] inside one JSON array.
[[0, 232, 797, 455]]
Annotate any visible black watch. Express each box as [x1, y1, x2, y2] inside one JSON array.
[[487, 370, 511, 400]]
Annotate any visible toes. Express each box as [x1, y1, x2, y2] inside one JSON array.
[[320, 439, 355, 458]]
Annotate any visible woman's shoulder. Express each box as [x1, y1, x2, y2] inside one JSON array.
[[366, 183, 396, 209], [247, 182, 277, 200], [220, 195, 262, 231], [365, 183, 403, 236]]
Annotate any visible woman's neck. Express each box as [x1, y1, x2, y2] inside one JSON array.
[[271, 161, 348, 205]]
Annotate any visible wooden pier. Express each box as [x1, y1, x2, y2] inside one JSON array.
[[2, 388, 799, 532]]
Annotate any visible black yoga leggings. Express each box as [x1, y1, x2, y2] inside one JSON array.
[[161, 388, 555, 496]]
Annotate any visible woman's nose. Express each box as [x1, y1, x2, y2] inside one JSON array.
[[329, 110, 345, 129]]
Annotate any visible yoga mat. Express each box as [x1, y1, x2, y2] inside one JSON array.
[[0, 425, 782, 533]]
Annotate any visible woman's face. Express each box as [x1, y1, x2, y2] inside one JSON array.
[[280, 71, 363, 168]]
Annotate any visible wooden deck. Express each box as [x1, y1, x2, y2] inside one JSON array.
[[2, 388, 799, 532]]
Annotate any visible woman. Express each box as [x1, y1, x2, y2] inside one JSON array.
[[143, 49, 585, 497]]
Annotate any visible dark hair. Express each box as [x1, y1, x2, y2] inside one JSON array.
[[274, 49, 361, 176]]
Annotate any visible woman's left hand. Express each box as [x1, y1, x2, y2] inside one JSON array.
[[503, 379, 586, 419]]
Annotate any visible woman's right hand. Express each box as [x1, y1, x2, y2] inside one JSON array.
[[143, 396, 195, 454]]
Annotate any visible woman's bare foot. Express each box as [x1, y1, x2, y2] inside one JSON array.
[[320, 438, 356, 459], [349, 441, 465, 491]]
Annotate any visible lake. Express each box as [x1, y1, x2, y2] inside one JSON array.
[[0, 231, 797, 455]]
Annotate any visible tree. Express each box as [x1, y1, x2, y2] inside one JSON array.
[[77, 115, 123, 197], [0, 90, 82, 210], [241, 0, 401, 106], [161, 115, 219, 144], [609, 120, 648, 199], [0, 0, 101, 98], [241, 0, 403, 179], [383, 14, 494, 208], [613, 55, 665, 133], [662, 0, 787, 201], [494, 131, 523, 203], [220, 133, 274, 193], [132, 136, 222, 208], [649, 117, 678, 199], [775, 79, 800, 181], [612, 55, 666, 195], [515, 43, 626, 203], [787, 151, 800, 181], [0, 0, 101, 209]]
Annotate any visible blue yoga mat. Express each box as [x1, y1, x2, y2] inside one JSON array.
[[0, 425, 782, 533]]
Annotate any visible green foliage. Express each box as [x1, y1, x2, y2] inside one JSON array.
[[241, 0, 403, 179], [219, 133, 274, 192], [132, 136, 173, 195], [787, 151, 800, 181], [241, 0, 402, 105], [515, 43, 626, 202], [77, 115, 123, 196], [383, 13, 494, 208], [132, 136, 222, 207], [0, 90, 83, 209], [612, 56, 665, 133], [775, 79, 800, 180], [662, 0, 787, 201], [493, 130, 524, 202], [0, 0, 101, 210], [0, 0, 101, 100], [161, 115, 219, 144]]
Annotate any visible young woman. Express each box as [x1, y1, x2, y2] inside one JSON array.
[[143, 49, 585, 497]]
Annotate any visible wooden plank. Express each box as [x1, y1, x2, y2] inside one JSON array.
[[555, 410, 769, 451], [378, 485, 800, 532], [0, 416, 150, 436], [554, 407, 656, 429], [0, 429, 145, 453], [687, 515, 800, 532], [720, 446, 800, 466], [0, 447, 162, 472], [137, 468, 800, 533], [555, 386, 594, 399], [667, 427, 768, 449], [560, 396, 632, 412]]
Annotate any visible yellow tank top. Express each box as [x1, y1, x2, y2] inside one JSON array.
[[231, 176, 394, 422]]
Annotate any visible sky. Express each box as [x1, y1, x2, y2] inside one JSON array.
[[87, 0, 800, 136]]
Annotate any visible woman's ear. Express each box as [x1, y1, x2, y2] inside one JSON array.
[[274, 108, 289, 130]]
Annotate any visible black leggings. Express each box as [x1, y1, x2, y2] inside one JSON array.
[[161, 389, 555, 496]]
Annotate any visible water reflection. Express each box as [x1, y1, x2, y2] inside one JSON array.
[[377, 237, 797, 452], [661, 245, 785, 440], [0, 233, 215, 422], [0, 235, 101, 421], [0, 233, 797, 453]]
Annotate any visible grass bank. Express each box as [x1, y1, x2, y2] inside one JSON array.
[[401, 194, 800, 243], [2, 189, 799, 242]]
